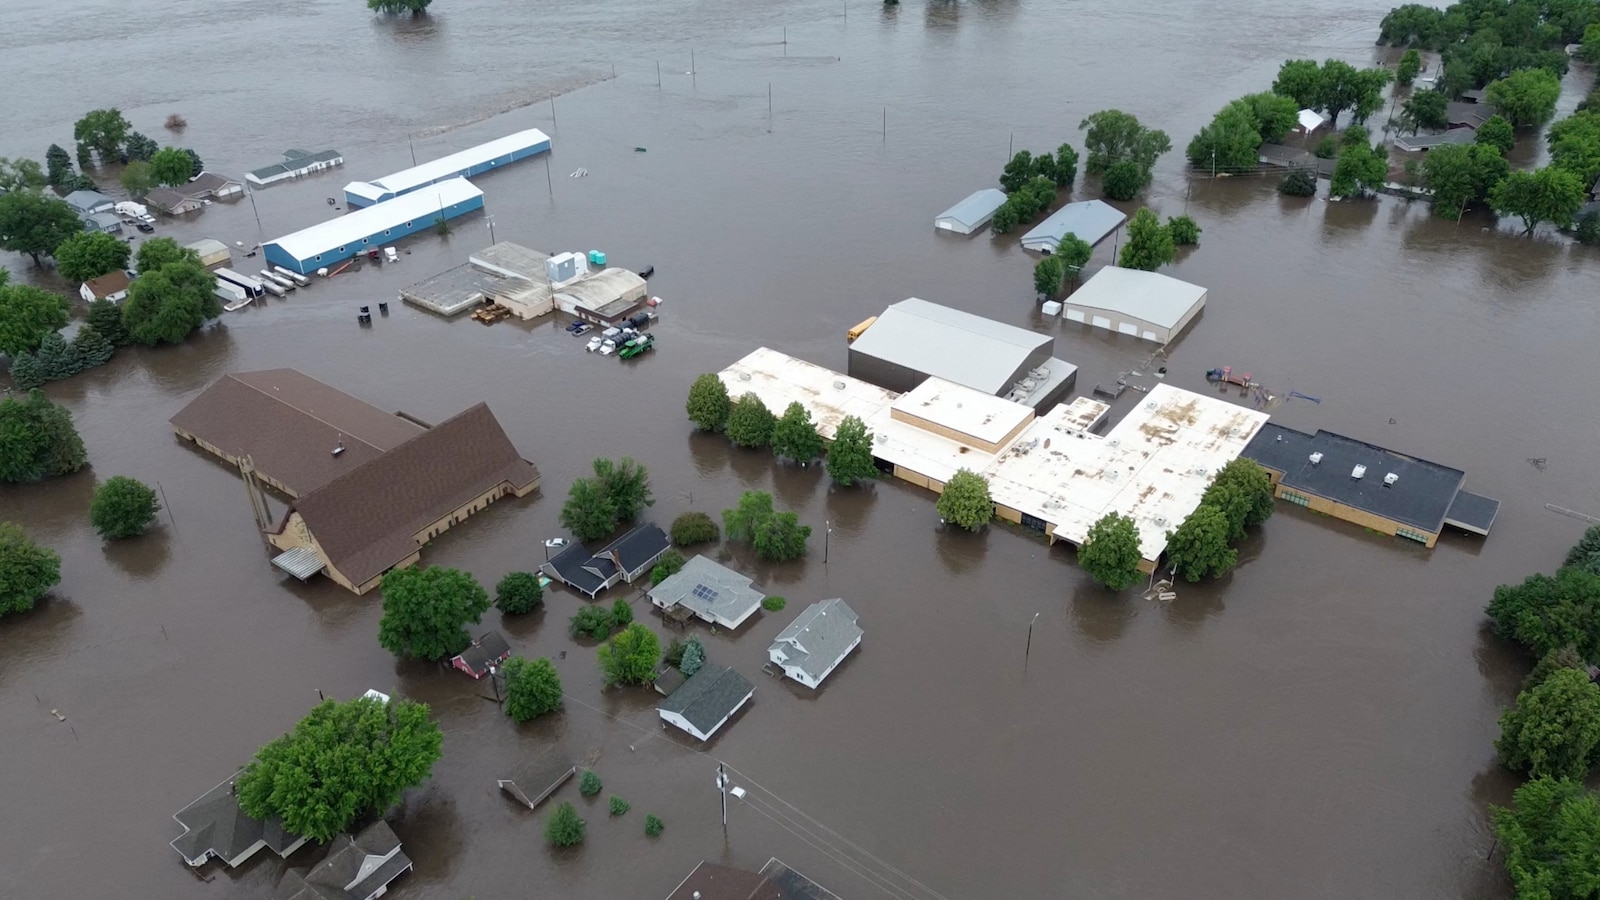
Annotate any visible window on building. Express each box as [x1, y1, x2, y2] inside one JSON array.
[[1283, 492, 1310, 507], [1396, 527, 1430, 544]]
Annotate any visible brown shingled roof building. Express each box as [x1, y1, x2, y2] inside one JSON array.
[[664, 858, 840, 900], [173, 369, 539, 594], [170, 369, 426, 497]]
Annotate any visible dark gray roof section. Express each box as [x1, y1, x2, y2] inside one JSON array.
[[1392, 129, 1474, 152], [1020, 199, 1126, 251], [171, 773, 302, 866], [598, 523, 670, 574], [274, 820, 411, 900], [849, 298, 1052, 394], [1446, 101, 1493, 128], [452, 631, 511, 674], [657, 664, 754, 737], [757, 857, 845, 900], [1258, 144, 1339, 177], [1445, 490, 1500, 535], [1242, 423, 1467, 533], [935, 188, 1008, 230], [540, 541, 615, 598]]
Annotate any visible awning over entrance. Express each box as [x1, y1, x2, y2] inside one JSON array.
[[272, 547, 325, 581]]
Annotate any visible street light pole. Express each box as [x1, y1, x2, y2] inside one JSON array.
[[717, 762, 728, 835], [1024, 612, 1040, 670], [823, 519, 831, 564], [486, 214, 496, 245]]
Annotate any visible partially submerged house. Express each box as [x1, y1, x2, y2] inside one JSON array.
[[188, 172, 245, 199], [657, 664, 755, 742], [64, 189, 113, 217], [83, 211, 123, 234], [934, 188, 1008, 234], [265, 403, 540, 594], [450, 631, 511, 679], [664, 857, 841, 900], [145, 187, 206, 215], [648, 555, 765, 630], [80, 271, 131, 303], [1392, 128, 1474, 153], [248, 149, 345, 187], [273, 820, 412, 900], [185, 238, 232, 269], [540, 523, 670, 599], [768, 598, 862, 689], [171, 773, 307, 868]]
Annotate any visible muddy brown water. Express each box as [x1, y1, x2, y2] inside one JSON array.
[[3, 0, 1599, 898]]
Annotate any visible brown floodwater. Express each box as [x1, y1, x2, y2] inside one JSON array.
[[2, 0, 1598, 898]]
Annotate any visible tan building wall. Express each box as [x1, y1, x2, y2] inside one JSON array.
[[173, 428, 299, 498], [1251, 460, 1441, 548], [414, 478, 539, 543], [889, 407, 1034, 454]]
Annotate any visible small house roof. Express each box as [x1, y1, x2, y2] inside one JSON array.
[[544, 541, 614, 596], [172, 773, 301, 865], [771, 599, 861, 682], [282, 403, 539, 586], [145, 187, 195, 210], [597, 522, 670, 573], [64, 189, 112, 210], [1296, 108, 1331, 132], [274, 820, 410, 900], [936, 188, 1008, 228], [188, 172, 242, 194], [1392, 128, 1474, 152], [452, 631, 512, 673], [83, 271, 131, 298], [657, 664, 754, 737], [649, 555, 764, 627]]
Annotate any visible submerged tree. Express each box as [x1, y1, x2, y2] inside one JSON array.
[[826, 415, 877, 487], [494, 571, 544, 615], [770, 401, 823, 464], [592, 457, 653, 523], [503, 656, 564, 722], [89, 476, 162, 539], [686, 373, 731, 432], [0, 522, 62, 618], [726, 392, 776, 448], [598, 623, 661, 687], [1078, 512, 1143, 590], [369, 0, 433, 13], [1118, 208, 1175, 271], [937, 469, 993, 532], [1491, 777, 1600, 899], [377, 565, 490, 661], [1165, 504, 1237, 582], [0, 389, 88, 483], [1496, 667, 1600, 781]]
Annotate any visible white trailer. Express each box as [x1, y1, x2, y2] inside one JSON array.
[[214, 281, 247, 304], [215, 267, 266, 297]]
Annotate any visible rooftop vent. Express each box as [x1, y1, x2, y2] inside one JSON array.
[[1383, 472, 1398, 486], [1352, 465, 1367, 479], [1309, 452, 1323, 465], [331, 442, 345, 457], [833, 380, 846, 390], [1145, 401, 1158, 410], [738, 372, 751, 381], [875, 433, 887, 444]]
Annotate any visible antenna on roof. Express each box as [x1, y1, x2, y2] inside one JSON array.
[[332, 433, 346, 457]]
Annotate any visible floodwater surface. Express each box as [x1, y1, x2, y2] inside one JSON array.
[[2, 1, 1598, 899]]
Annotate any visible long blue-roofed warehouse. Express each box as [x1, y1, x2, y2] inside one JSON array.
[[264, 179, 484, 274], [343, 128, 550, 207]]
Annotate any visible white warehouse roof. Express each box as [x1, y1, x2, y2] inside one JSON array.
[[1020, 199, 1126, 252], [353, 128, 549, 198], [848, 298, 1056, 395], [935, 188, 1008, 232], [267, 179, 483, 262], [1065, 266, 1207, 331]]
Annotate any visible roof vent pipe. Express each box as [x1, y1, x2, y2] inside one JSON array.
[[1352, 465, 1366, 479], [1383, 472, 1398, 486], [1309, 452, 1323, 465]]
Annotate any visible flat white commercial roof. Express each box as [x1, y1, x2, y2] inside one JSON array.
[[892, 377, 1033, 447], [718, 348, 898, 439], [267, 179, 482, 261], [1065, 266, 1207, 329], [985, 383, 1267, 561], [366, 128, 549, 196]]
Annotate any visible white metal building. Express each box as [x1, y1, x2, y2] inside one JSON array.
[[1020, 199, 1126, 253], [343, 129, 549, 206], [934, 188, 1008, 234], [1061, 266, 1206, 344]]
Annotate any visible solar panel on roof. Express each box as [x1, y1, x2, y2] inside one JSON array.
[[691, 584, 720, 603]]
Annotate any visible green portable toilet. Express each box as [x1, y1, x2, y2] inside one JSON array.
[[587, 250, 606, 267]]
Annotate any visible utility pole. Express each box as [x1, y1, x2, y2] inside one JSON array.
[[717, 762, 729, 835], [486, 214, 496, 245], [823, 519, 831, 564], [246, 190, 264, 240], [408, 135, 416, 166], [1024, 612, 1039, 670]]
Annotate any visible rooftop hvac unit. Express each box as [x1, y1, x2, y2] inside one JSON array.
[[1030, 366, 1050, 379], [1383, 472, 1399, 486], [1352, 465, 1367, 479], [1020, 379, 1037, 391], [1194, 467, 1207, 477], [833, 380, 846, 390], [1309, 452, 1323, 465]]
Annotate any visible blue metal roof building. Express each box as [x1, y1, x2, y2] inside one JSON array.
[[264, 179, 484, 274], [343, 129, 550, 207]]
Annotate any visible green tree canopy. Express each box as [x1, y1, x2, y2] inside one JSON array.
[[680, 636, 706, 675], [120, 259, 220, 346], [124, 132, 158, 163], [494, 571, 544, 615], [686, 373, 731, 432], [1242, 92, 1301, 143], [1273, 59, 1390, 123], [1051, 143, 1080, 186], [1396, 48, 1422, 86], [89, 476, 161, 539], [1491, 166, 1587, 235], [649, 548, 686, 586], [119, 160, 156, 200], [1054, 232, 1093, 283], [44, 145, 72, 187], [134, 236, 199, 273], [1584, 22, 1600, 63], [236, 696, 443, 843], [670, 510, 721, 546], [753, 511, 811, 561], [1422, 142, 1508, 219], [726, 392, 776, 448], [826, 414, 877, 486], [592, 456, 653, 522], [0, 190, 83, 266], [0, 522, 61, 618], [73, 109, 131, 163], [1567, 525, 1600, 576], [1487, 566, 1600, 660], [0, 282, 69, 355], [1492, 777, 1600, 900], [1273, 59, 1324, 108], [0, 158, 48, 193], [369, 0, 433, 13], [148, 147, 194, 187], [723, 490, 775, 543], [1329, 141, 1388, 199], [1401, 88, 1450, 133], [377, 565, 490, 660], [999, 150, 1037, 193], [0, 389, 88, 483], [1166, 214, 1201, 246], [1187, 100, 1263, 172], [569, 604, 614, 641], [503, 656, 563, 722], [598, 622, 661, 687], [937, 468, 993, 531], [54, 231, 131, 283], [1474, 114, 1516, 154], [1033, 255, 1064, 298], [1488, 68, 1563, 128], [771, 401, 824, 463], [87, 298, 130, 347], [1100, 159, 1147, 201], [545, 800, 585, 847], [1079, 110, 1171, 176], [1497, 667, 1600, 780], [560, 476, 616, 542], [1079, 512, 1144, 590], [1547, 111, 1600, 187], [1118, 208, 1176, 271], [1166, 503, 1237, 582], [1199, 458, 1275, 542]]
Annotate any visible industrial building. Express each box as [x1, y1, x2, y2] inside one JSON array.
[[1241, 424, 1499, 546], [1020, 199, 1126, 253], [1059, 266, 1207, 345], [343, 128, 550, 207], [401, 242, 647, 323], [846, 298, 1076, 411], [264, 178, 484, 274], [935, 188, 1008, 234], [720, 348, 1268, 569], [247, 149, 345, 187]]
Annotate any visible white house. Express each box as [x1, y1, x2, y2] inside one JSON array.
[[80, 271, 131, 304], [768, 598, 862, 689], [648, 555, 765, 630], [657, 664, 754, 741]]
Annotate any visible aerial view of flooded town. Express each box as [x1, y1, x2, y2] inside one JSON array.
[[4, 0, 1600, 897]]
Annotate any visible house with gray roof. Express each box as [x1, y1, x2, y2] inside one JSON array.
[[648, 555, 765, 630], [935, 188, 1008, 234], [1019, 198, 1126, 253], [83, 211, 123, 234], [248, 149, 346, 187], [657, 664, 755, 741], [64, 189, 113, 216], [171, 772, 308, 868], [1392, 128, 1475, 153], [273, 820, 412, 900], [768, 599, 862, 689]]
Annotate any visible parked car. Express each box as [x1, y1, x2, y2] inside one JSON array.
[[572, 323, 592, 336], [135, 222, 154, 233]]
